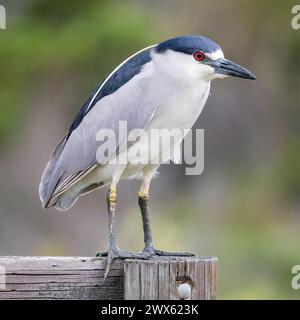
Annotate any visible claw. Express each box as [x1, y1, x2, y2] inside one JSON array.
[[97, 248, 149, 280], [97, 247, 195, 280], [104, 252, 114, 280]]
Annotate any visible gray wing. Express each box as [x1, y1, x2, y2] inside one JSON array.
[[39, 46, 157, 207], [39, 46, 154, 207]]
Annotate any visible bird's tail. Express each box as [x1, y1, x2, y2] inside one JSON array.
[[53, 190, 80, 211], [53, 181, 105, 211], [39, 135, 67, 208]]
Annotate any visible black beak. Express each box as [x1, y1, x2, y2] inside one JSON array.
[[212, 58, 256, 80]]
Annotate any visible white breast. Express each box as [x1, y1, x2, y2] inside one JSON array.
[[150, 81, 210, 131], [125, 48, 212, 168], [143, 48, 211, 131], [126, 75, 210, 166]]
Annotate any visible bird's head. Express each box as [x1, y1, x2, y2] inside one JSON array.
[[154, 35, 256, 82]]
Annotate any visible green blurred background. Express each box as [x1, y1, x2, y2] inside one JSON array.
[[0, 0, 299, 299]]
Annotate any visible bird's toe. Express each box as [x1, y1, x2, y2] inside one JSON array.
[[96, 251, 108, 257], [154, 249, 195, 257], [103, 248, 150, 279], [142, 246, 195, 257]]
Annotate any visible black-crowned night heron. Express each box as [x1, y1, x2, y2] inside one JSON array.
[[39, 35, 255, 277]]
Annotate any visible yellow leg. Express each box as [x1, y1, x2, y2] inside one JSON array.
[[138, 182, 150, 200], [108, 184, 117, 211], [101, 182, 149, 280], [138, 169, 154, 199]]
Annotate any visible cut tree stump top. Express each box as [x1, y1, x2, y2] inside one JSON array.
[[0, 256, 218, 300]]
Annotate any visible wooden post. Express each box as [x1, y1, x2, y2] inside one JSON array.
[[124, 257, 217, 300], [0, 256, 217, 300]]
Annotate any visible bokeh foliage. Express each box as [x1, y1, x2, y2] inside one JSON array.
[[0, 0, 156, 147], [0, 0, 299, 300]]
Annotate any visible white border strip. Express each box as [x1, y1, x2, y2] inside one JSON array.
[[86, 44, 157, 112]]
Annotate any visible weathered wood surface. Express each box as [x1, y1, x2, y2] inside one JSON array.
[[0, 256, 217, 300], [0, 256, 123, 300], [124, 257, 218, 300]]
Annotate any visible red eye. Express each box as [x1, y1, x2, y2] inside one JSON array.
[[193, 51, 205, 61]]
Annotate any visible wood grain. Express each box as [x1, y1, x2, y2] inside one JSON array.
[[0, 256, 217, 300], [0, 256, 123, 300], [124, 256, 218, 300]]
